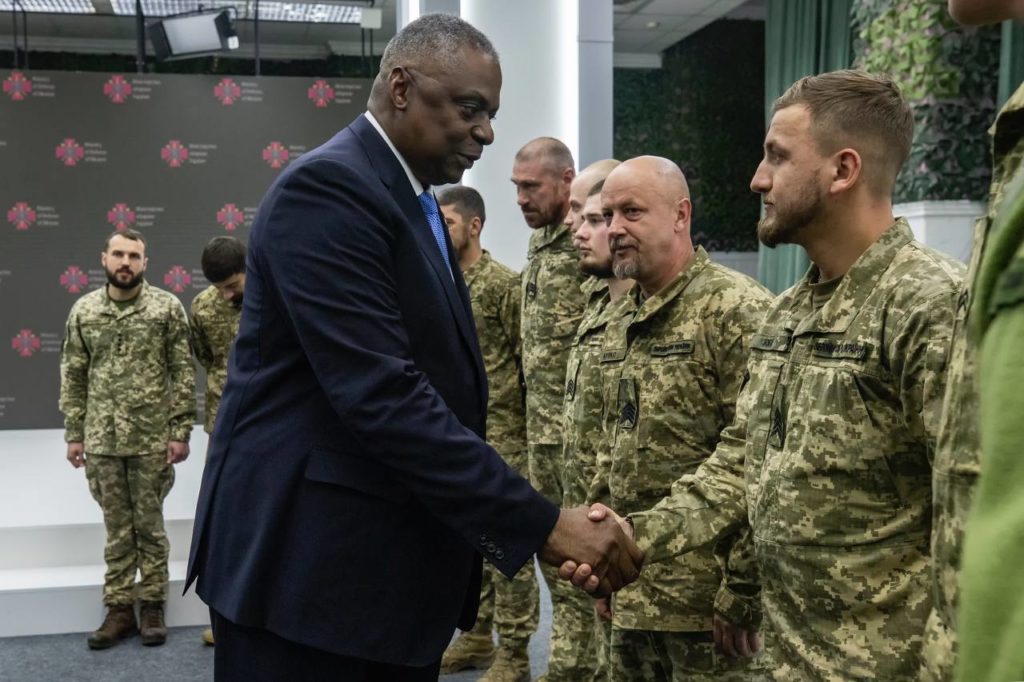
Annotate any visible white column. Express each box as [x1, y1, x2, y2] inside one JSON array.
[[894, 200, 985, 263], [460, 0, 612, 270]]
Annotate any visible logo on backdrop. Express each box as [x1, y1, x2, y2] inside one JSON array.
[[7, 202, 36, 230], [11, 329, 41, 357], [161, 140, 189, 168], [55, 138, 85, 166], [103, 75, 133, 104], [3, 71, 32, 101], [217, 203, 245, 231], [307, 80, 334, 108], [214, 78, 241, 106], [163, 265, 191, 293], [262, 142, 290, 169], [107, 203, 136, 231], [60, 265, 89, 293]]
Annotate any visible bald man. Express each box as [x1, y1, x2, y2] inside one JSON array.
[[590, 156, 772, 681]]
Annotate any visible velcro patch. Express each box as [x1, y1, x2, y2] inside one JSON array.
[[650, 340, 695, 357], [811, 340, 871, 360], [751, 334, 790, 352]]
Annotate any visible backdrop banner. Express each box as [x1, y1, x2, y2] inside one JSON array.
[[0, 69, 370, 429]]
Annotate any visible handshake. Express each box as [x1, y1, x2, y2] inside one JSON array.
[[539, 503, 640, 598]]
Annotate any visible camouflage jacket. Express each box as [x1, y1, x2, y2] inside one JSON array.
[[561, 277, 637, 508], [464, 250, 527, 459], [930, 83, 1024, 640], [631, 221, 964, 679], [599, 248, 771, 632], [60, 280, 196, 454], [520, 223, 589, 446], [190, 285, 241, 434]]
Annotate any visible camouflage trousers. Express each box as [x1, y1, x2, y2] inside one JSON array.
[[85, 452, 174, 605], [529, 441, 602, 681], [470, 551, 540, 644], [919, 608, 956, 682], [610, 627, 770, 682]]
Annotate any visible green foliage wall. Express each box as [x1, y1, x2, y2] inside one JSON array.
[[614, 19, 764, 252], [852, 0, 1000, 202]]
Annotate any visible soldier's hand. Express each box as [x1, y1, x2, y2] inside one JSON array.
[[713, 613, 762, 658], [594, 596, 613, 621], [66, 442, 85, 469], [557, 503, 635, 594], [167, 440, 190, 464], [539, 506, 643, 597]]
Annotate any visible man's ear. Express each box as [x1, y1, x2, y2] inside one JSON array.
[[389, 67, 411, 111], [471, 216, 483, 239], [830, 148, 862, 195], [674, 197, 692, 233]]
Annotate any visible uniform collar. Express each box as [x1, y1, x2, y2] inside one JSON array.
[[790, 219, 914, 335], [528, 222, 573, 256], [462, 249, 491, 287], [628, 247, 710, 326]]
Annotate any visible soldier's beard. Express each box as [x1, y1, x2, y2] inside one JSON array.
[[231, 295, 244, 309], [757, 183, 823, 248], [581, 259, 614, 278], [106, 267, 143, 290]]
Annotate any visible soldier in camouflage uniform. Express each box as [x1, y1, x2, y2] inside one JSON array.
[[559, 162, 632, 682], [436, 186, 540, 682], [933, 4, 1024, 681], [568, 72, 964, 681], [190, 235, 246, 647], [511, 137, 594, 681], [592, 156, 772, 681], [60, 229, 196, 650]]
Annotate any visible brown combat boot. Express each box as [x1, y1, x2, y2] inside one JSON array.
[[87, 604, 138, 650], [440, 631, 496, 673], [479, 639, 531, 682], [139, 601, 168, 646]]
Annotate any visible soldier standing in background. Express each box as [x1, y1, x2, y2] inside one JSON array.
[[190, 235, 246, 647], [437, 186, 539, 682], [568, 71, 965, 681], [559, 163, 633, 682], [60, 229, 195, 650], [511, 137, 594, 682], [592, 156, 771, 681]]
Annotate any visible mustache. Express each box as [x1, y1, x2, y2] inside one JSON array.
[[610, 236, 637, 252]]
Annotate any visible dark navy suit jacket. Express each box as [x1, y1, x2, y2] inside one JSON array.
[[186, 114, 559, 666]]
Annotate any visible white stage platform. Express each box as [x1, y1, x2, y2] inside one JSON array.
[[0, 429, 210, 637]]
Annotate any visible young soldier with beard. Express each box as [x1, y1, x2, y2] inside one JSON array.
[[568, 72, 966, 681], [60, 229, 195, 650], [560, 162, 632, 682], [436, 186, 539, 682], [189, 235, 246, 647]]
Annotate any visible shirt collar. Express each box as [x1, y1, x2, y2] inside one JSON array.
[[364, 111, 426, 197]]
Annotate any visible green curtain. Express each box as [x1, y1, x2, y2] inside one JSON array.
[[756, 0, 852, 293], [999, 20, 1024, 108]]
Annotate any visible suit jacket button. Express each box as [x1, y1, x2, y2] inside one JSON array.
[[495, 550, 505, 560], [480, 534, 488, 542], [486, 542, 497, 553]]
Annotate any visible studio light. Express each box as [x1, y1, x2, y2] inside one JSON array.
[[149, 8, 239, 61]]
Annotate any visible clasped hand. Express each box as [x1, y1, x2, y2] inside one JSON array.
[[540, 503, 641, 597]]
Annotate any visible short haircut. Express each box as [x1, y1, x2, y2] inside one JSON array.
[[587, 179, 606, 198], [201, 236, 247, 283], [105, 228, 146, 250], [376, 14, 498, 85], [437, 185, 486, 226], [774, 70, 913, 195], [514, 137, 575, 175]]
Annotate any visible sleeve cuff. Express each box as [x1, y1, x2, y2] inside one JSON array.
[[714, 583, 762, 629]]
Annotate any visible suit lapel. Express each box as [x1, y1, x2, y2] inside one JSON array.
[[351, 116, 483, 377]]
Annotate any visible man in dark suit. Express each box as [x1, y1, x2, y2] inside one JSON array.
[[186, 14, 643, 681]]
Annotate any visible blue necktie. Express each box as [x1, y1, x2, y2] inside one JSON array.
[[418, 191, 452, 271]]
